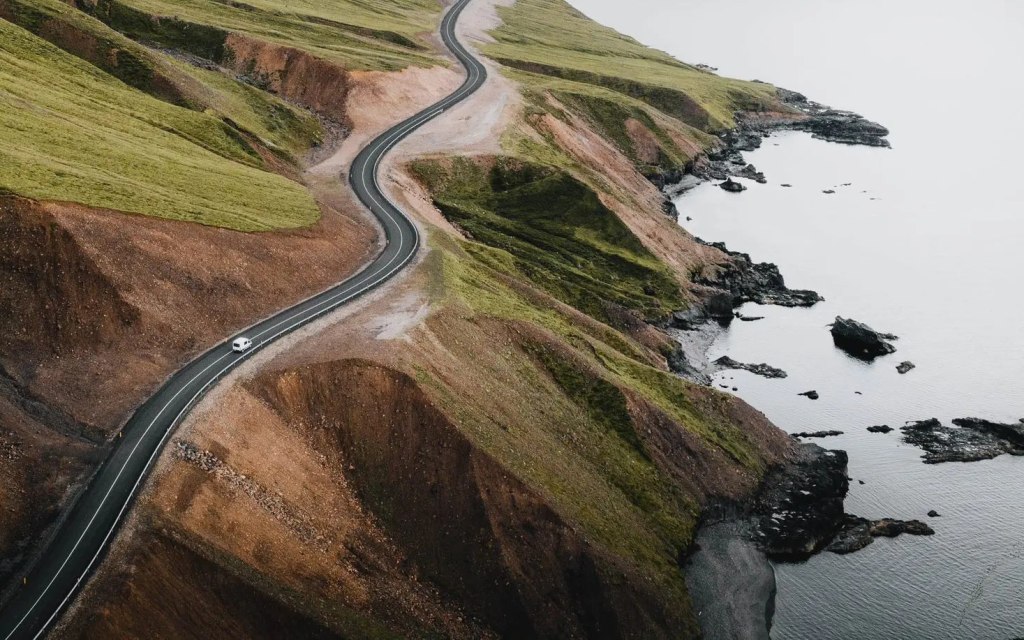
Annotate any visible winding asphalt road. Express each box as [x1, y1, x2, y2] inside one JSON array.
[[0, 0, 485, 636]]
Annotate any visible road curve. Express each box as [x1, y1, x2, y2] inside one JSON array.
[[0, 0, 485, 636]]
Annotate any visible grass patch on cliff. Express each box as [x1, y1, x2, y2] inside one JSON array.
[[487, 0, 782, 130], [0, 20, 319, 230], [95, 0, 442, 70], [410, 156, 684, 323]]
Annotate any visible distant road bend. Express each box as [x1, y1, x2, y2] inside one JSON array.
[[0, 0, 485, 636]]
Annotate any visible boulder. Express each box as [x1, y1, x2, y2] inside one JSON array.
[[897, 361, 916, 374], [798, 390, 819, 400], [866, 425, 893, 433], [737, 163, 767, 184], [719, 178, 746, 193], [830, 316, 897, 360]]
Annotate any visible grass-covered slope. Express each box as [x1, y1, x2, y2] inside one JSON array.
[[90, 0, 442, 70], [411, 156, 684, 322], [1, 0, 324, 155], [488, 0, 779, 130], [395, 231, 791, 635], [0, 17, 320, 230]]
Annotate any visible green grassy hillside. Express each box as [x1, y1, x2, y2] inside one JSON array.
[[0, 18, 319, 230], [488, 0, 779, 130], [90, 0, 442, 70], [411, 156, 684, 322], [3, 0, 325, 154]]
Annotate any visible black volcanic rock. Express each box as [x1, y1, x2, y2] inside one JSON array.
[[826, 515, 934, 554], [719, 178, 746, 192], [713, 356, 787, 379], [866, 425, 893, 433], [897, 360, 916, 374], [754, 445, 849, 561], [798, 390, 819, 400], [693, 242, 823, 308], [953, 417, 1024, 449], [793, 430, 843, 439], [736, 163, 767, 183], [830, 316, 897, 360], [795, 110, 891, 147], [901, 418, 1024, 463]]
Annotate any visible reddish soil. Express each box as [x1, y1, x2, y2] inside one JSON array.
[[225, 34, 355, 126], [61, 528, 343, 640], [0, 185, 375, 591]]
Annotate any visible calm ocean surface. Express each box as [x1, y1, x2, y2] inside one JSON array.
[[569, 1, 1024, 637]]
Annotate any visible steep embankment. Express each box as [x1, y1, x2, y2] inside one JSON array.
[[4, 0, 806, 636]]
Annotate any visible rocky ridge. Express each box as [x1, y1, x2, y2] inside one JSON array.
[[901, 418, 1024, 463]]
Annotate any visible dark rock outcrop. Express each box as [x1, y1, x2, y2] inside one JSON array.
[[792, 430, 843, 439], [896, 361, 916, 374], [826, 515, 934, 554], [774, 88, 891, 147], [901, 418, 1024, 463], [713, 356, 787, 379], [953, 417, 1024, 449], [753, 444, 849, 561], [798, 390, 819, 400], [694, 242, 823, 308], [830, 316, 897, 360], [866, 425, 893, 434], [927, 510, 941, 518], [736, 164, 767, 184], [719, 178, 746, 193]]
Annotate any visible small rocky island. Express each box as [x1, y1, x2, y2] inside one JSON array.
[[830, 316, 897, 359], [901, 417, 1024, 463]]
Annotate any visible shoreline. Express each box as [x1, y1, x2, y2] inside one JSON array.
[[685, 521, 776, 640], [660, 90, 892, 640]]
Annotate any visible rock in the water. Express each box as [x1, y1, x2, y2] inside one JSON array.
[[897, 361, 916, 374], [953, 417, 1024, 449], [822, 189, 836, 194], [826, 516, 934, 554], [901, 418, 1024, 463], [866, 425, 893, 433], [719, 178, 746, 192], [713, 356, 788, 379], [830, 316, 897, 360], [927, 510, 941, 518], [794, 109, 891, 147], [737, 163, 767, 183], [793, 430, 843, 439], [799, 390, 819, 400], [734, 311, 765, 322], [780, 183, 792, 187]]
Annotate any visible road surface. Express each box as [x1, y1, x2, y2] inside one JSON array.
[[0, 0, 486, 636]]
